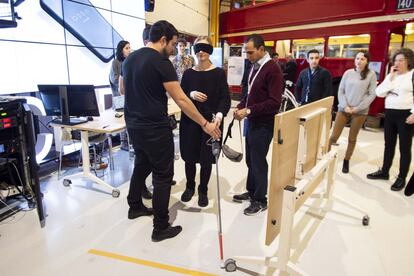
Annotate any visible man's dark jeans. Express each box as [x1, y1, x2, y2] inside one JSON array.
[[245, 121, 274, 204], [127, 127, 174, 230]]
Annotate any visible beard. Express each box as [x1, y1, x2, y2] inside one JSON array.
[[161, 47, 170, 59]]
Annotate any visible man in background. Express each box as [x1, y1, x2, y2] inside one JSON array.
[[171, 37, 195, 83], [283, 53, 297, 83], [295, 49, 332, 104]]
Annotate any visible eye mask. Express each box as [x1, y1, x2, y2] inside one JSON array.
[[194, 43, 213, 55]]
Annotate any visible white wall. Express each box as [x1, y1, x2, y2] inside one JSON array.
[[0, 0, 145, 94], [145, 0, 209, 36]]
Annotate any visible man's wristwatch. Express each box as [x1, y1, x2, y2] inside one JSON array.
[[246, 108, 251, 115]]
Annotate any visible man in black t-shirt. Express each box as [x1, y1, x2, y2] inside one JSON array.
[[123, 20, 220, 242]]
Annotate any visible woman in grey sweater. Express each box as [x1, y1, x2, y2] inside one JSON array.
[[329, 51, 377, 173], [109, 40, 130, 96]]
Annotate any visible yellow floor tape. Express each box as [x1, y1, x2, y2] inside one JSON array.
[[88, 249, 217, 276]]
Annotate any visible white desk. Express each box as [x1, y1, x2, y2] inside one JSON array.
[[52, 100, 181, 198]]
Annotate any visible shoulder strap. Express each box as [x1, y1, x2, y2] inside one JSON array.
[[223, 117, 244, 154], [223, 118, 235, 145]]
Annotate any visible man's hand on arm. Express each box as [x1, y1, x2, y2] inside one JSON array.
[[203, 120, 221, 140], [164, 81, 221, 139]]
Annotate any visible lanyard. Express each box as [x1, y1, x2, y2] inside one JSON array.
[[304, 68, 319, 103], [246, 55, 271, 107]]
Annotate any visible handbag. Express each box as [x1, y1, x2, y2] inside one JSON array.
[[222, 118, 244, 162]]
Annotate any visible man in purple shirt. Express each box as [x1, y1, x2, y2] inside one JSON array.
[[233, 34, 284, 215]]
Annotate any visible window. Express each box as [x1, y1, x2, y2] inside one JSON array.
[[292, 38, 324, 58], [275, 40, 291, 58], [389, 33, 403, 58], [328, 35, 370, 58]]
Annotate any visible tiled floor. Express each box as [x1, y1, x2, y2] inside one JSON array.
[[0, 122, 413, 276]]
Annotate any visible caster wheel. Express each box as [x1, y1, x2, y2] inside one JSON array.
[[362, 215, 370, 226], [63, 179, 72, 187], [112, 189, 120, 198], [224, 258, 237, 272]]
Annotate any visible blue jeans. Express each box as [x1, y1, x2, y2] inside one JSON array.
[[245, 121, 274, 204]]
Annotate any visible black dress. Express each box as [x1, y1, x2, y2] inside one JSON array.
[[179, 67, 231, 164]]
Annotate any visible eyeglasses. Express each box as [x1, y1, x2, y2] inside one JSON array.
[[244, 51, 255, 55]]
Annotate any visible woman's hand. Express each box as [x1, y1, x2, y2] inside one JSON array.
[[406, 113, 414, 124], [390, 65, 397, 81], [192, 91, 208, 102], [344, 106, 353, 114], [214, 115, 222, 128]]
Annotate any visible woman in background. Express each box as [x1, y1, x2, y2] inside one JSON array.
[[179, 36, 231, 207], [109, 40, 130, 96], [367, 48, 414, 193], [329, 51, 377, 173]]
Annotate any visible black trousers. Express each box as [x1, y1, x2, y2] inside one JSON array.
[[185, 162, 212, 194], [127, 127, 174, 230], [245, 121, 274, 204], [382, 109, 414, 179]]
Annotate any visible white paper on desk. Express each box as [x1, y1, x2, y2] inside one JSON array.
[[227, 56, 245, 86]]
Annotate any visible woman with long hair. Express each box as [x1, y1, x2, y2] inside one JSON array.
[[109, 40, 130, 96], [179, 36, 231, 207], [367, 48, 414, 193], [329, 51, 377, 173]]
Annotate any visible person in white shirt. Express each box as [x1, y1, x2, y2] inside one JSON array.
[[367, 48, 414, 194]]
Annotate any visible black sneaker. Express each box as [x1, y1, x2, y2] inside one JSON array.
[[142, 188, 153, 200], [404, 179, 414, 196], [233, 192, 250, 203], [391, 177, 405, 191], [198, 193, 209, 207], [181, 188, 195, 202], [128, 207, 153, 219], [151, 224, 182, 242], [367, 169, 389, 180], [243, 201, 267, 216]]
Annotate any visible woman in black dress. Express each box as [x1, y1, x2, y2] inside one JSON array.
[[179, 36, 231, 207]]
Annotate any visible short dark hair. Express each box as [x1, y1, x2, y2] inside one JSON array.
[[142, 25, 151, 42], [177, 38, 187, 45], [392, 47, 414, 70], [149, 20, 178, 44], [244, 34, 265, 50], [307, 49, 320, 58], [116, 40, 129, 61]]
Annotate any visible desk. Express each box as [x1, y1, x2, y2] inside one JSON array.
[[52, 100, 181, 198]]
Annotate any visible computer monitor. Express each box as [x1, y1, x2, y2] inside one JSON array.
[[38, 84, 100, 125], [38, 85, 61, 116], [112, 95, 124, 112]]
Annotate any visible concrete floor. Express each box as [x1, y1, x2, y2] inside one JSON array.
[[0, 121, 413, 276]]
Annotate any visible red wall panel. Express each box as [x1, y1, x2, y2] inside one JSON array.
[[220, 0, 387, 35]]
